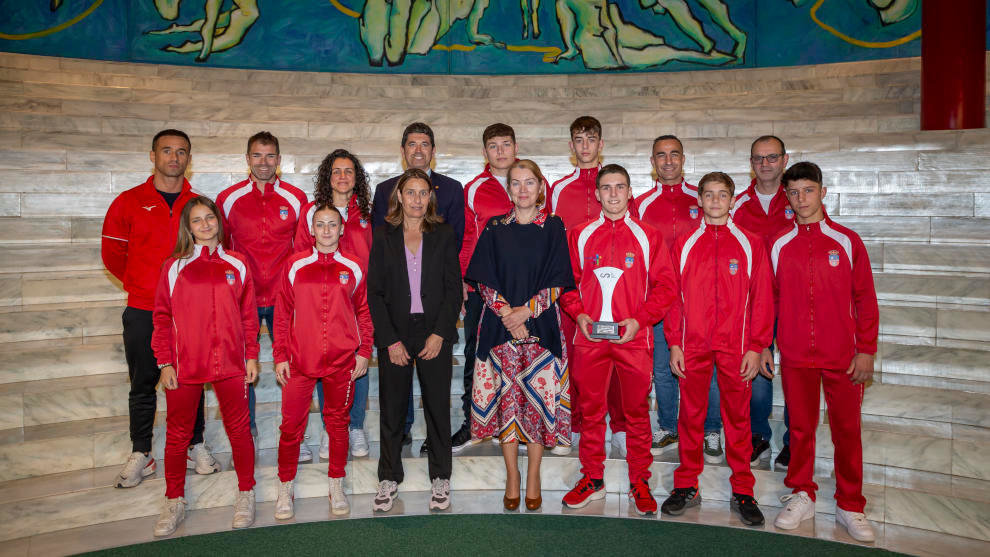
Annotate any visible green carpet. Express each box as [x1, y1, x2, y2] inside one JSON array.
[[82, 514, 905, 556]]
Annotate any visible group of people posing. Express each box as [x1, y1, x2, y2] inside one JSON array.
[[101, 118, 878, 543]]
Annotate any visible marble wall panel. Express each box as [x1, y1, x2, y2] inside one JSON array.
[[885, 244, 990, 274], [823, 171, 879, 193], [976, 194, 990, 218], [0, 194, 19, 216], [0, 277, 21, 308], [799, 150, 918, 172], [919, 151, 990, 171], [19, 132, 141, 153], [0, 150, 65, 171], [62, 100, 169, 121], [0, 132, 21, 150], [931, 218, 990, 244], [840, 194, 972, 217], [66, 152, 149, 172], [0, 171, 111, 194], [877, 115, 920, 133], [0, 393, 23, 430], [20, 82, 133, 103], [100, 118, 210, 139], [0, 96, 61, 114], [0, 113, 102, 135], [774, 117, 879, 137], [879, 170, 990, 194], [71, 217, 104, 241], [830, 216, 929, 243], [951, 424, 990, 482], [840, 131, 958, 152], [20, 194, 115, 217]]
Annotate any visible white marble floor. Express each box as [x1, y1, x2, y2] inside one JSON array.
[[1, 490, 987, 557]]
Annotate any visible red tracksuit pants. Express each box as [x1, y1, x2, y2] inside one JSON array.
[[572, 342, 652, 483], [564, 314, 626, 434], [673, 351, 755, 495], [782, 366, 866, 512], [278, 367, 353, 481], [165, 375, 255, 498]]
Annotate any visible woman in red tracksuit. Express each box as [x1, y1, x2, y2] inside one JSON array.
[[274, 203, 373, 519], [151, 196, 260, 537]]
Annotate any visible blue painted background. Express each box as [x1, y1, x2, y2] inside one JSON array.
[[0, 1, 985, 74]]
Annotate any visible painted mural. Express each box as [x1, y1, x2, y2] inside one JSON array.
[[0, 1, 982, 74]]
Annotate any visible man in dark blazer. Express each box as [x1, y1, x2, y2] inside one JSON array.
[[370, 122, 465, 455], [371, 122, 465, 248]]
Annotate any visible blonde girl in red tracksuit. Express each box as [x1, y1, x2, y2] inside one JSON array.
[[273, 203, 373, 519], [151, 196, 260, 537]]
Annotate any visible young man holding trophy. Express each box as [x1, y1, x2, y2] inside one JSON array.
[[559, 164, 677, 516]]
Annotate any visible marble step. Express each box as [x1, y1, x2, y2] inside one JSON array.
[[0, 304, 123, 344], [878, 305, 990, 351], [877, 343, 990, 394]]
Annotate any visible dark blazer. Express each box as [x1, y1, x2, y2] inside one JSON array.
[[367, 221, 462, 349], [371, 171, 465, 251]]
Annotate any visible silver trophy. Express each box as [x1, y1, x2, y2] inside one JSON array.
[[590, 266, 623, 339]]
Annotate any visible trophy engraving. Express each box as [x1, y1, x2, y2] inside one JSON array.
[[590, 266, 623, 339]]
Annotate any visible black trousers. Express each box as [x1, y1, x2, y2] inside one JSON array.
[[123, 307, 205, 454], [378, 314, 453, 483], [459, 291, 482, 426]]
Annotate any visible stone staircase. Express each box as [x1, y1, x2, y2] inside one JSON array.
[[0, 51, 988, 551]]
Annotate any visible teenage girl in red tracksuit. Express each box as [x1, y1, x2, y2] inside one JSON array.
[[151, 196, 259, 537], [274, 203, 373, 519]]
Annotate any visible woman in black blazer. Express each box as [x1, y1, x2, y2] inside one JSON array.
[[366, 168, 461, 513]]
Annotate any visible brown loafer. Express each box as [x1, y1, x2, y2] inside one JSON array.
[[525, 495, 542, 511], [503, 495, 520, 511]]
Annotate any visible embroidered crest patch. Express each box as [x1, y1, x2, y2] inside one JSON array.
[[728, 258, 739, 275], [828, 249, 840, 267], [279, 206, 289, 220], [339, 271, 350, 284], [225, 270, 236, 285], [785, 207, 795, 219], [689, 205, 699, 219], [625, 252, 635, 269]]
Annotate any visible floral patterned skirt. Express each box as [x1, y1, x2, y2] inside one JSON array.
[[471, 341, 571, 446]]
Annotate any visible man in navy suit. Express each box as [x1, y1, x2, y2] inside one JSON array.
[[371, 122, 465, 455]]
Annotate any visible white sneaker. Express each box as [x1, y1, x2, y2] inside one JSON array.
[[187, 443, 221, 474], [836, 507, 876, 542], [372, 480, 398, 512], [550, 443, 572, 456], [429, 478, 450, 511], [329, 477, 350, 515], [349, 428, 369, 457], [610, 431, 627, 458], [774, 491, 816, 530], [299, 441, 313, 463], [703, 431, 724, 464], [651, 429, 678, 455], [153, 497, 185, 537], [232, 489, 255, 529], [319, 431, 330, 460], [274, 480, 294, 520], [116, 451, 155, 488]]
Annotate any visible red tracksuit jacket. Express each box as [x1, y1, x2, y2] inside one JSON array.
[[549, 166, 600, 230], [216, 178, 308, 307], [770, 216, 879, 369], [461, 165, 514, 276], [102, 176, 199, 311], [664, 219, 774, 356], [560, 212, 677, 350], [151, 245, 260, 384], [273, 248, 373, 376], [294, 195, 373, 264], [731, 180, 795, 245], [633, 179, 702, 250]]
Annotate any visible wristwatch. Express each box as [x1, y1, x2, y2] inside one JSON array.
[[157, 363, 172, 369]]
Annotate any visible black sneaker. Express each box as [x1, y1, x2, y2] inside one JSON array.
[[774, 445, 790, 471], [660, 487, 700, 516], [451, 423, 475, 453], [419, 438, 429, 456], [731, 492, 765, 526], [401, 432, 413, 447], [750, 434, 770, 464]]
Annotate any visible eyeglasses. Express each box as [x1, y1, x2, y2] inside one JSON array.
[[750, 154, 784, 164]]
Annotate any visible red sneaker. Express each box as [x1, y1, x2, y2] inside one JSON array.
[[562, 475, 605, 509], [628, 479, 657, 515]]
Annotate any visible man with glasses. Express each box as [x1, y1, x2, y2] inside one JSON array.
[[731, 135, 793, 470]]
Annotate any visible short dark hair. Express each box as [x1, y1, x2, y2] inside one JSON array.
[[247, 131, 279, 154], [652, 134, 683, 153], [596, 163, 630, 189], [782, 161, 823, 187], [698, 171, 736, 196], [152, 129, 191, 152], [482, 123, 515, 145], [401, 122, 435, 147], [570, 116, 602, 138], [751, 135, 786, 155]]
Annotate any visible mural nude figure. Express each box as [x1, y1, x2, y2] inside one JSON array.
[[552, 0, 733, 70], [360, 0, 505, 67], [521, 0, 541, 39], [146, 0, 260, 63], [640, 0, 747, 59]]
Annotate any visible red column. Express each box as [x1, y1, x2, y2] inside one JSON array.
[[921, 0, 987, 130]]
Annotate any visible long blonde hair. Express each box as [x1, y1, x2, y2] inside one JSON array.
[[384, 168, 444, 232], [172, 196, 223, 259]]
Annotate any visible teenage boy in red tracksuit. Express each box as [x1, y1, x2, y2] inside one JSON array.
[[658, 172, 773, 526], [547, 115, 624, 457], [273, 204, 373, 519], [560, 164, 676, 516], [216, 131, 308, 442], [770, 162, 879, 543]]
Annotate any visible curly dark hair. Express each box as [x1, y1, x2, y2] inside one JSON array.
[[313, 149, 371, 220]]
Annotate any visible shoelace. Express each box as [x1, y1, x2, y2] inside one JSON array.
[[704, 432, 720, 447], [234, 493, 252, 513], [376, 482, 394, 498], [122, 453, 144, 476], [780, 492, 809, 510], [432, 478, 450, 494]]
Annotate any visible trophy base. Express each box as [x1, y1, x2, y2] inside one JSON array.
[[589, 321, 620, 340]]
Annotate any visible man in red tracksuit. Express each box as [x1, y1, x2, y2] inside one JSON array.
[[731, 135, 794, 468], [560, 164, 676, 516], [658, 172, 773, 526], [547, 115, 624, 457], [216, 131, 308, 443], [634, 134, 723, 461], [769, 162, 879, 543], [101, 129, 216, 488]]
